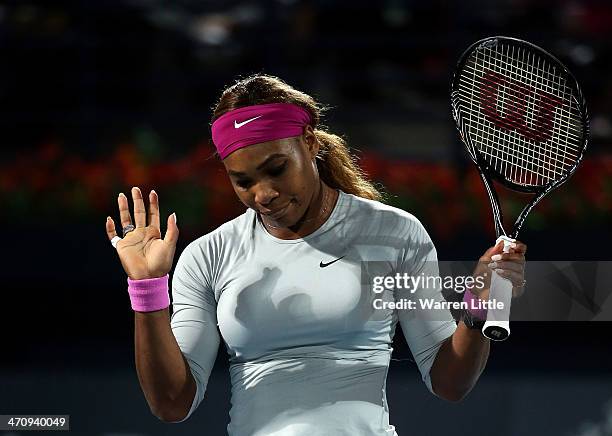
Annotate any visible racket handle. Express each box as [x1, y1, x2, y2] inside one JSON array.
[[482, 236, 515, 341]]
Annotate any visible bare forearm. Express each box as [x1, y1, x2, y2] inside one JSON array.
[[429, 321, 490, 401], [134, 308, 196, 421]]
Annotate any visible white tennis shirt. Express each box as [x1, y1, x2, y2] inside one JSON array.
[[169, 190, 457, 435]]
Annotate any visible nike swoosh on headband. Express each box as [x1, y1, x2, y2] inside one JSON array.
[[320, 256, 345, 268], [234, 115, 263, 128]]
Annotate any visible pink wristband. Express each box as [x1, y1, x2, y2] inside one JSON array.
[[127, 274, 170, 312], [463, 288, 487, 320]]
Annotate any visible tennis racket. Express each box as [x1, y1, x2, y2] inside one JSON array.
[[450, 36, 589, 341]]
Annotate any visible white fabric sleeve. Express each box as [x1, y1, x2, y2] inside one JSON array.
[[394, 219, 457, 396], [168, 244, 220, 422]]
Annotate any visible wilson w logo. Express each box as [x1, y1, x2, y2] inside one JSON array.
[[479, 70, 565, 143]]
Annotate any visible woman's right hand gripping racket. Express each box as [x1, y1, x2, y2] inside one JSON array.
[[450, 36, 589, 341]]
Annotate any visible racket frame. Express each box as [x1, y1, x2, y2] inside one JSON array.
[[450, 35, 590, 239], [450, 36, 589, 340]]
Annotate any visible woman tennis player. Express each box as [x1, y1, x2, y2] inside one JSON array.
[[106, 74, 526, 435]]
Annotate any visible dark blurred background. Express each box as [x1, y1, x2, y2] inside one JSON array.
[[0, 0, 610, 435]]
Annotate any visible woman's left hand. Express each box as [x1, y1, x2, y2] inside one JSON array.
[[471, 240, 527, 300]]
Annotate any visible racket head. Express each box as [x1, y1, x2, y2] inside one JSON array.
[[451, 36, 589, 194]]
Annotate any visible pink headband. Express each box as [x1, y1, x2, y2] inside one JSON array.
[[211, 103, 312, 159]]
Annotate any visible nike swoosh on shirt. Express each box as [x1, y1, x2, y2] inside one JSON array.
[[319, 256, 345, 268], [234, 115, 262, 128]]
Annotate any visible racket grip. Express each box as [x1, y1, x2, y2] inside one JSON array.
[[482, 236, 515, 341]]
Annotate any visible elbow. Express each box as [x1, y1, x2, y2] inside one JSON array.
[[148, 392, 193, 423], [150, 371, 198, 423], [436, 388, 470, 403], [432, 382, 473, 403], [152, 403, 190, 423]]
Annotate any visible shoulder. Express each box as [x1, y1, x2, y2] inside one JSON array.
[[173, 209, 254, 292], [342, 191, 430, 240], [178, 209, 254, 265], [338, 192, 436, 267]]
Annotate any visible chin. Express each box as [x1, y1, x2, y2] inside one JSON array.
[[271, 211, 296, 228], [265, 202, 302, 228]]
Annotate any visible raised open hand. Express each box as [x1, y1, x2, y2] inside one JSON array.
[[106, 187, 179, 280]]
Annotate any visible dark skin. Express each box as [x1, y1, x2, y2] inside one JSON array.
[[223, 125, 338, 240], [430, 240, 526, 401], [107, 125, 526, 412], [222, 126, 527, 402]]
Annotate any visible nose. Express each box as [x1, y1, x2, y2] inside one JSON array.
[[253, 183, 279, 207]]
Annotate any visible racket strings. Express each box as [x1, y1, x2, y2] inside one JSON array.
[[476, 45, 577, 182], [474, 45, 578, 184], [460, 104, 582, 168], [462, 102, 579, 184], [467, 129, 572, 179], [463, 100, 579, 169], [458, 73, 583, 141], [457, 41, 585, 187], [460, 62, 584, 141]]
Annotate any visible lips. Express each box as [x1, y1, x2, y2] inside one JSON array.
[[261, 203, 290, 220]]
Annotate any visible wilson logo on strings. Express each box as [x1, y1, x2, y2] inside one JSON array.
[[479, 70, 565, 144]]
